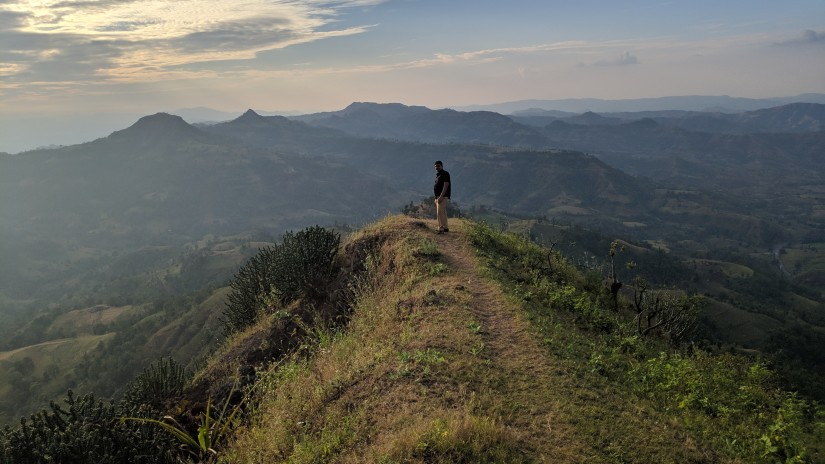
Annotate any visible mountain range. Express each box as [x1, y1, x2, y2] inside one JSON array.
[[4, 94, 824, 155], [4, 100, 823, 297], [454, 93, 825, 114], [288, 102, 824, 238], [293, 100, 825, 139], [1, 98, 824, 423]]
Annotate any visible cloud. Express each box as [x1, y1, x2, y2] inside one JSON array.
[[0, 0, 384, 86], [169, 17, 300, 54], [0, 8, 26, 28], [589, 51, 639, 67], [25, 39, 124, 81], [95, 20, 158, 33], [776, 29, 825, 46], [388, 41, 588, 71], [241, 40, 636, 81]]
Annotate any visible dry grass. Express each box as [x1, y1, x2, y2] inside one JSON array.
[[221, 216, 592, 462], [214, 215, 801, 463]]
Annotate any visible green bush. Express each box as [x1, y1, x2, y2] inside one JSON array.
[[547, 283, 614, 331], [268, 226, 342, 304], [631, 350, 814, 463], [222, 226, 341, 335], [467, 220, 579, 286], [121, 358, 188, 411], [0, 390, 176, 464]]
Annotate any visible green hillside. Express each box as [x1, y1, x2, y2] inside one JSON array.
[[0, 333, 114, 416], [4, 216, 821, 463], [0, 232, 265, 424], [485, 211, 825, 402]]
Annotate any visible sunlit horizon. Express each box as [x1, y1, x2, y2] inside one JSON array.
[[1, 1, 823, 151]]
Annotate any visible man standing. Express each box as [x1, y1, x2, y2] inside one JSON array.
[[433, 160, 451, 234]]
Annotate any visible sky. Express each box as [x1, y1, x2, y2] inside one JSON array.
[[1, 0, 824, 152]]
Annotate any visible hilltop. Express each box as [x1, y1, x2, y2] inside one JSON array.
[[218, 216, 822, 463], [222, 215, 603, 461]]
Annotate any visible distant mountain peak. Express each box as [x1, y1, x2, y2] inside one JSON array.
[[132, 112, 190, 128], [738, 102, 825, 132], [106, 112, 208, 144], [237, 109, 264, 121], [576, 111, 609, 122], [219, 109, 280, 131], [344, 102, 407, 111], [342, 101, 431, 116]]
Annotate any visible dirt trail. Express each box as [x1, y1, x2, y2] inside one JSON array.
[[432, 222, 553, 370], [428, 218, 588, 462]]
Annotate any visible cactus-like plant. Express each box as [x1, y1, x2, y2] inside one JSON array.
[[122, 358, 188, 411], [221, 226, 340, 336]]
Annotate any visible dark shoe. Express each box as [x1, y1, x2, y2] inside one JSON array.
[[443, 229, 449, 233], [437, 229, 444, 235]]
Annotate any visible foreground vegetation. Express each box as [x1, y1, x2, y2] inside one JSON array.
[[2, 217, 822, 463], [465, 219, 824, 463], [466, 205, 825, 403]]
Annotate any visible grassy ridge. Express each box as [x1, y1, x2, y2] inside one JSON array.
[[215, 216, 823, 462], [224, 216, 570, 462]]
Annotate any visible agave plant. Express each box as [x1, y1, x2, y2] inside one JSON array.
[[122, 384, 243, 463]]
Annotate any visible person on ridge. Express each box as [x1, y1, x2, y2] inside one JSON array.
[[433, 160, 451, 234]]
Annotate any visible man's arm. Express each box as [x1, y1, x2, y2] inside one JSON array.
[[438, 181, 450, 202]]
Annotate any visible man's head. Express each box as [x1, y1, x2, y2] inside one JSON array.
[[434, 160, 443, 171]]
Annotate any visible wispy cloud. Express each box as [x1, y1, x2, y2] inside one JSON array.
[[208, 40, 594, 85], [354, 41, 590, 72]]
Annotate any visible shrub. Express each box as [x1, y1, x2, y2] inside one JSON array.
[[221, 226, 340, 336], [121, 358, 188, 411], [269, 226, 341, 304], [0, 390, 176, 464], [632, 350, 813, 463], [547, 283, 614, 331], [221, 246, 278, 336]]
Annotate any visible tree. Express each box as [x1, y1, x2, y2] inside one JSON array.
[[607, 240, 624, 311], [631, 276, 703, 344]]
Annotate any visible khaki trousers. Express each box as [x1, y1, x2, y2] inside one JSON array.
[[435, 198, 449, 230]]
